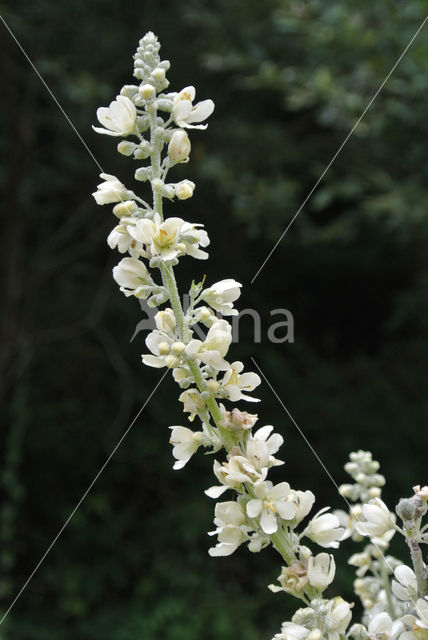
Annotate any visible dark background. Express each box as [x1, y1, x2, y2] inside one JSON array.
[[1, 1, 428, 638]]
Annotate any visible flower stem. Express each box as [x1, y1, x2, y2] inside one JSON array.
[[378, 555, 396, 618], [408, 536, 428, 598]]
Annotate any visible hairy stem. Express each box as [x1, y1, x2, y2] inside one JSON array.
[[408, 536, 428, 598], [150, 105, 235, 451]]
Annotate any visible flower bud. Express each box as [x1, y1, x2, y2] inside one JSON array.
[[139, 84, 156, 99], [135, 167, 152, 182], [117, 140, 137, 156], [112, 200, 138, 218], [165, 354, 180, 369], [171, 342, 186, 355], [120, 84, 139, 99], [396, 497, 418, 522], [133, 140, 151, 159], [173, 367, 187, 383], [158, 342, 170, 355], [307, 553, 336, 590], [175, 179, 195, 200], [162, 184, 176, 198], [207, 380, 220, 394], [136, 115, 150, 131], [348, 623, 369, 640], [157, 98, 173, 112], [155, 309, 176, 334], [151, 67, 166, 82], [194, 306, 214, 325], [369, 487, 381, 498], [151, 178, 164, 192], [168, 130, 191, 163]]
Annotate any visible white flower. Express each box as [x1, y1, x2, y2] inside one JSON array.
[[185, 320, 232, 371], [92, 173, 128, 205], [287, 490, 316, 525], [179, 220, 209, 258], [175, 180, 195, 200], [129, 214, 182, 261], [208, 501, 248, 557], [154, 309, 176, 334], [416, 597, 428, 630], [246, 480, 297, 534], [391, 565, 418, 602], [304, 508, 344, 548], [205, 455, 267, 499], [129, 214, 209, 262], [108, 226, 134, 254], [142, 330, 182, 369], [274, 622, 310, 640], [245, 425, 284, 471], [172, 86, 214, 129], [334, 505, 363, 541], [355, 498, 396, 542], [307, 553, 336, 590], [324, 597, 353, 640], [348, 549, 373, 578], [112, 257, 152, 298], [367, 612, 404, 640], [201, 279, 242, 316], [93, 95, 137, 137], [107, 217, 140, 255], [179, 388, 206, 421], [219, 361, 261, 402], [112, 200, 139, 218], [169, 425, 204, 470]]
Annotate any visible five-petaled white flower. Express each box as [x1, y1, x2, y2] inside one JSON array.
[[391, 565, 418, 602], [274, 622, 311, 640], [93, 95, 137, 137], [307, 553, 336, 590], [112, 257, 152, 298], [324, 597, 353, 640], [92, 173, 129, 205], [129, 213, 209, 261], [367, 612, 404, 640], [355, 498, 396, 544], [415, 597, 428, 631], [220, 361, 261, 402], [287, 489, 316, 525], [201, 279, 242, 316], [185, 320, 232, 371], [205, 455, 267, 499], [172, 86, 214, 129], [246, 480, 297, 534], [208, 501, 248, 557], [169, 425, 204, 470], [245, 425, 284, 471], [304, 507, 344, 548]]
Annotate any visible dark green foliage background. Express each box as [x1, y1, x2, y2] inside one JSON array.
[[1, 1, 427, 638]]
